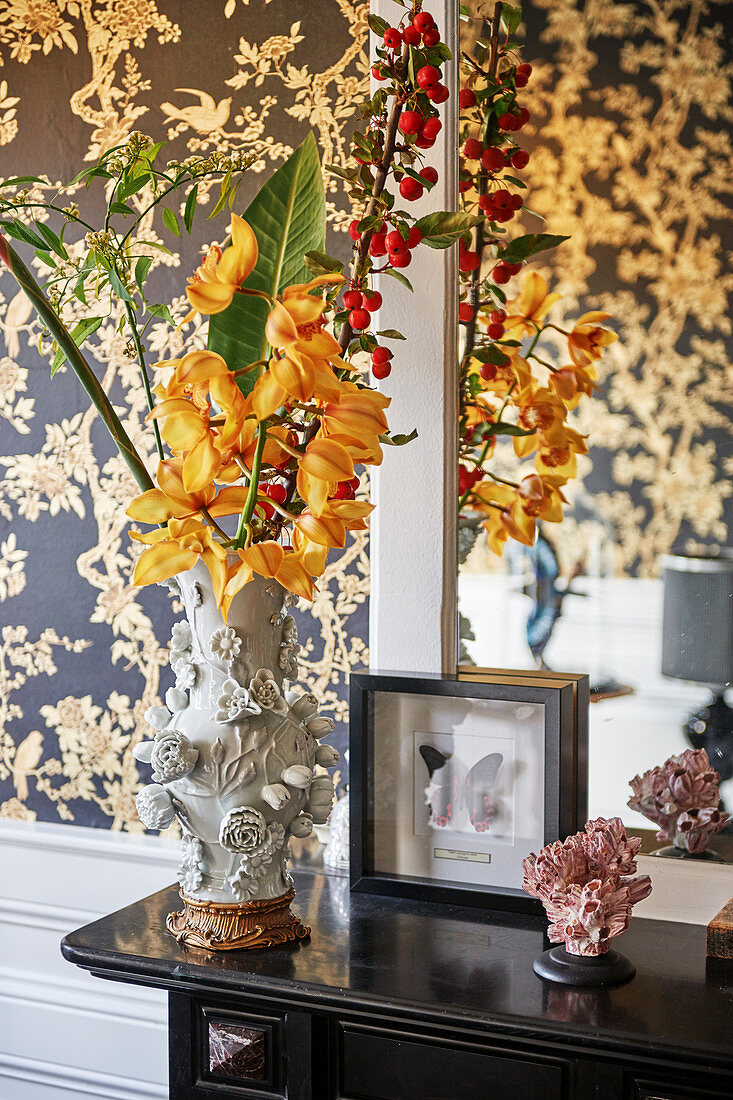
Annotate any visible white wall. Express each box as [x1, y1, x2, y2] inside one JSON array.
[[0, 821, 177, 1100]]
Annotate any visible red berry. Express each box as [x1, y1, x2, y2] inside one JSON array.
[[478, 193, 495, 214], [487, 321, 505, 339], [256, 486, 275, 519], [349, 307, 370, 330], [422, 27, 440, 46], [402, 24, 421, 45], [498, 112, 515, 131], [459, 88, 477, 109], [505, 262, 522, 275], [371, 345, 392, 365], [427, 83, 449, 103], [480, 363, 497, 381], [334, 480, 356, 500], [421, 116, 442, 140], [389, 248, 412, 268], [510, 149, 530, 170], [459, 251, 480, 273], [510, 193, 523, 211], [517, 106, 531, 127], [490, 309, 506, 323], [416, 64, 440, 90], [493, 189, 512, 209], [364, 290, 382, 312], [517, 63, 532, 78], [458, 179, 471, 193], [383, 28, 402, 49], [419, 166, 439, 184], [386, 229, 405, 251], [399, 177, 424, 201], [369, 232, 387, 257], [492, 263, 511, 283], [399, 110, 423, 136], [343, 289, 363, 310], [415, 134, 435, 149], [414, 10, 434, 31], [348, 219, 361, 241], [459, 302, 473, 323], [407, 226, 423, 247], [372, 65, 387, 81], [462, 138, 483, 159], [515, 71, 529, 88], [267, 482, 288, 504], [481, 147, 504, 172], [372, 360, 392, 380]]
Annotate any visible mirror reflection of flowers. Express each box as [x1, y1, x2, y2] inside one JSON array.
[[458, 1, 618, 555]]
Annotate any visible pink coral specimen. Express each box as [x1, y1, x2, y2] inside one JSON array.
[[627, 748, 729, 853], [522, 818, 652, 956]]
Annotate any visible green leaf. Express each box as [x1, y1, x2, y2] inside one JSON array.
[[109, 201, 134, 217], [117, 172, 150, 203], [36, 221, 67, 259], [134, 255, 152, 290], [381, 266, 413, 292], [304, 250, 344, 276], [50, 316, 104, 376], [208, 133, 326, 388], [377, 329, 405, 340], [161, 207, 181, 238], [486, 421, 535, 438], [500, 233, 569, 264], [1, 219, 49, 252], [367, 12, 390, 36], [417, 210, 482, 242], [183, 184, 199, 233], [380, 428, 418, 446], [0, 175, 44, 189], [500, 5, 523, 35]]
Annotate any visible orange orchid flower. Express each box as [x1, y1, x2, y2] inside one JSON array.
[[567, 311, 618, 368], [186, 214, 259, 316], [265, 275, 344, 358], [131, 517, 229, 608], [549, 362, 598, 408], [127, 458, 249, 525], [503, 272, 561, 337]]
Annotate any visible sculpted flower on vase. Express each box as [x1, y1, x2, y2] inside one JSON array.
[[165, 686, 189, 713], [228, 821, 287, 901], [172, 658, 197, 691], [289, 691, 319, 721], [306, 774, 335, 824], [135, 784, 177, 830], [306, 716, 335, 739], [250, 668, 288, 714], [290, 813, 314, 838], [210, 625, 242, 663], [215, 677, 260, 723], [150, 729, 199, 784], [281, 764, 313, 789], [262, 782, 291, 810], [145, 705, 172, 732], [170, 620, 192, 654], [178, 835, 204, 895], [315, 744, 340, 767], [219, 805, 267, 852], [522, 817, 652, 956]]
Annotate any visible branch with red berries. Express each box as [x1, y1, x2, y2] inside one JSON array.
[[310, 1, 479, 384]]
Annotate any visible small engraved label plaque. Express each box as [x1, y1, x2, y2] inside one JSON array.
[[434, 848, 492, 863], [208, 1020, 266, 1081]]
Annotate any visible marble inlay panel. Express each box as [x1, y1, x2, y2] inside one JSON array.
[[208, 1020, 267, 1081]]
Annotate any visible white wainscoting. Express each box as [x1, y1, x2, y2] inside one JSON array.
[[0, 820, 178, 1100]]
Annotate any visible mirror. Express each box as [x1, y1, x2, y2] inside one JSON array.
[[456, 0, 732, 856]]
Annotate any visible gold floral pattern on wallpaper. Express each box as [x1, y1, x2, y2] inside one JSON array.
[[0, 0, 369, 828], [517, 0, 732, 575]]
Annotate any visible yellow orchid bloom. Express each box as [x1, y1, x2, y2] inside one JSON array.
[[516, 473, 566, 523], [549, 362, 598, 408], [534, 423, 588, 481], [132, 516, 228, 608], [186, 214, 259, 316], [127, 458, 249, 525], [295, 508, 347, 549], [503, 272, 561, 337], [224, 541, 316, 606], [296, 436, 355, 517], [567, 311, 618, 368], [265, 275, 343, 358], [270, 351, 316, 403], [513, 386, 568, 458]]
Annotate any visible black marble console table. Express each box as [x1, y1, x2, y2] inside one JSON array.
[[61, 869, 733, 1100]]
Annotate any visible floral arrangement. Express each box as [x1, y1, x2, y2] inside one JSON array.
[[628, 748, 730, 855], [456, 2, 618, 555], [522, 817, 652, 956], [0, 2, 471, 617]]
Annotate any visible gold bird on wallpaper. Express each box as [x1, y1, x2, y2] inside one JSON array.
[[11, 731, 43, 803], [160, 89, 232, 134], [2, 289, 33, 360]]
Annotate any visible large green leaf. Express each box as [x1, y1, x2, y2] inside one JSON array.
[[208, 133, 326, 388]]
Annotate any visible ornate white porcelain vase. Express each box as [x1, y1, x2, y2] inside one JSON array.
[[133, 561, 337, 950]]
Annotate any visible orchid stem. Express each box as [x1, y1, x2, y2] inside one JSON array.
[[235, 422, 267, 548], [124, 299, 164, 461]]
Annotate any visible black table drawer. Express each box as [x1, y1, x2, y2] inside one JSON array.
[[631, 1076, 733, 1100], [337, 1023, 567, 1100]]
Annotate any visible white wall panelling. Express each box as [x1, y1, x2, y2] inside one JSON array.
[[0, 820, 176, 1100], [369, 0, 458, 675]]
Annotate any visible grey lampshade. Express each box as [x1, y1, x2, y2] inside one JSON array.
[[661, 554, 733, 688]]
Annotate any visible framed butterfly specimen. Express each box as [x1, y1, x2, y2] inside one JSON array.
[[349, 671, 587, 913]]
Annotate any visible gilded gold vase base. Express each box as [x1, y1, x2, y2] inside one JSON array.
[[166, 887, 311, 951]]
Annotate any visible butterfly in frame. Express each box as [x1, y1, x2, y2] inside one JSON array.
[[419, 744, 503, 833]]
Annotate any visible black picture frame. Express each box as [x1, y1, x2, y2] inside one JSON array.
[[349, 670, 582, 915]]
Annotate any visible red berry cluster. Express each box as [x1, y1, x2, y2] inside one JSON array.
[[344, 4, 450, 380]]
